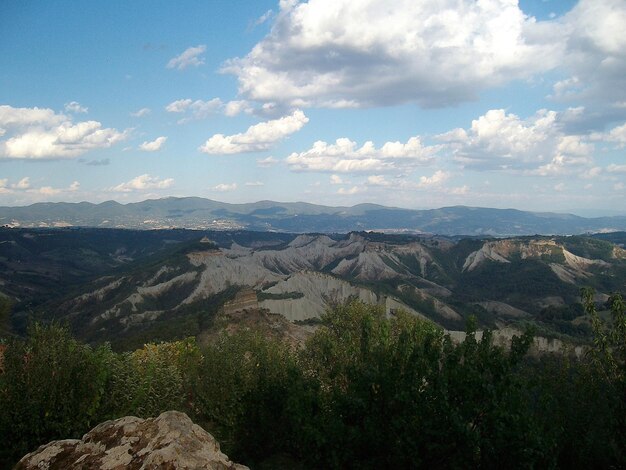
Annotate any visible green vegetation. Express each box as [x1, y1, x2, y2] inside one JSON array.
[[559, 235, 616, 261], [257, 291, 305, 301], [1, 295, 625, 468]]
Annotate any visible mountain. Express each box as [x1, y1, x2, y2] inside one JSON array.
[[3, 227, 624, 349], [2, 197, 626, 236]]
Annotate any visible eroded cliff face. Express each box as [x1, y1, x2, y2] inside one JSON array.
[[59, 233, 438, 332], [15, 411, 248, 470], [50, 232, 625, 343]]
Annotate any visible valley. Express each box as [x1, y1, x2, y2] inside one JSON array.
[[2, 227, 624, 350]]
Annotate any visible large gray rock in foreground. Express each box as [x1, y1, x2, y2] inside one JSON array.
[[15, 411, 248, 469]]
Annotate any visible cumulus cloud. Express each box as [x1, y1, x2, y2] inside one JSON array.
[[213, 183, 237, 192], [139, 136, 167, 152], [329, 174, 343, 185], [366, 175, 391, 187], [440, 108, 594, 175], [32, 186, 62, 196], [199, 110, 308, 154], [607, 164, 626, 173], [286, 136, 439, 173], [257, 156, 278, 167], [223, 0, 563, 108], [131, 107, 151, 117], [591, 122, 626, 148], [337, 186, 361, 195], [224, 100, 253, 117], [64, 101, 88, 114], [166, 45, 206, 70], [554, 1, 626, 109], [111, 174, 174, 192], [418, 170, 450, 187], [245, 181, 264, 186], [0, 105, 127, 159], [14, 177, 30, 189], [165, 98, 223, 121], [2, 178, 81, 197]]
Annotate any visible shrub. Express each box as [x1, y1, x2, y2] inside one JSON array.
[[100, 338, 201, 419], [0, 323, 111, 465]]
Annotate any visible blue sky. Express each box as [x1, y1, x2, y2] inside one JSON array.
[[0, 0, 625, 215]]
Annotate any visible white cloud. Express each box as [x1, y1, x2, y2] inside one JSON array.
[[614, 182, 624, 191], [366, 175, 391, 186], [112, 174, 174, 192], [286, 136, 439, 173], [555, 1, 626, 107], [69, 181, 80, 191], [329, 174, 343, 185], [14, 177, 30, 190], [165, 98, 223, 121], [580, 167, 602, 179], [607, 164, 626, 173], [337, 186, 361, 195], [131, 107, 151, 117], [224, 0, 563, 108], [554, 182, 566, 192], [32, 186, 61, 196], [254, 9, 273, 26], [166, 45, 206, 70], [442, 108, 595, 174], [213, 183, 238, 192], [0, 105, 65, 127], [139, 136, 167, 152], [449, 185, 469, 195], [257, 156, 278, 167], [224, 100, 252, 117], [418, 170, 450, 187], [245, 181, 264, 186], [0, 105, 127, 159], [64, 101, 88, 114], [165, 99, 193, 113], [199, 110, 308, 154], [591, 122, 626, 148]]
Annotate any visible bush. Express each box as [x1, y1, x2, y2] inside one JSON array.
[[0, 323, 111, 465], [100, 338, 201, 419], [192, 330, 311, 465], [300, 301, 541, 468]]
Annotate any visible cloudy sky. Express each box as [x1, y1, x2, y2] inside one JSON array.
[[1, 0, 625, 214]]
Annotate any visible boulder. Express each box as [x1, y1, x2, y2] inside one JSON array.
[[15, 411, 248, 469]]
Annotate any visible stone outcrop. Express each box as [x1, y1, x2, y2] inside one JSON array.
[[15, 411, 248, 470]]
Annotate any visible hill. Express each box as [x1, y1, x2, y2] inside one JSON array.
[[2, 228, 624, 349], [2, 197, 626, 236]]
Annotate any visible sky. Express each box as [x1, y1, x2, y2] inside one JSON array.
[[0, 0, 625, 215]]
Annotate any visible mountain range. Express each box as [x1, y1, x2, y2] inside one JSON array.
[[2, 197, 626, 236]]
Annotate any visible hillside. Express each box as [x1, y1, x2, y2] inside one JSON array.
[[2, 197, 626, 236], [2, 228, 624, 348]]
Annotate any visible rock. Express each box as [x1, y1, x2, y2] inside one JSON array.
[[15, 411, 248, 470]]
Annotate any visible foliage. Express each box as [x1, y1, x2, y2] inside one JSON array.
[[0, 295, 11, 336], [0, 323, 112, 465], [299, 302, 540, 468], [191, 330, 309, 464], [1, 296, 625, 468], [100, 338, 201, 419]]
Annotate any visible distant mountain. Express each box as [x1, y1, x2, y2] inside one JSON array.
[[2, 197, 626, 236]]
